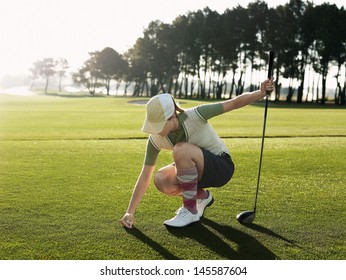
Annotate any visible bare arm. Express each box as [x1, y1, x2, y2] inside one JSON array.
[[222, 78, 273, 113], [120, 164, 155, 228]]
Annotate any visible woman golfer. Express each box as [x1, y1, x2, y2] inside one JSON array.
[[121, 78, 274, 228]]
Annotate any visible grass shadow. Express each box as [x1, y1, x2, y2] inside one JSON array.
[[244, 223, 294, 244], [244, 223, 324, 259], [166, 218, 277, 260], [125, 227, 180, 260]]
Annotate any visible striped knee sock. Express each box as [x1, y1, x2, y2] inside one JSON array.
[[197, 189, 208, 199], [177, 166, 198, 214]]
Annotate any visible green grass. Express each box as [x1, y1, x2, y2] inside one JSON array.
[[0, 93, 345, 260]]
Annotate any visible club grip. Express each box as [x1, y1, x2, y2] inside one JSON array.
[[267, 50, 274, 79]]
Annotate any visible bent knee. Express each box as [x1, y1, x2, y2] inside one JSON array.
[[154, 171, 165, 190], [173, 142, 195, 159], [173, 142, 190, 153], [154, 171, 171, 193], [154, 171, 180, 196]]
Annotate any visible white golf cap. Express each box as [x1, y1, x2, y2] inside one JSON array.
[[141, 93, 175, 134]]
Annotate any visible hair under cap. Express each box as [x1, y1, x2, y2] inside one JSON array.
[[141, 93, 175, 134]]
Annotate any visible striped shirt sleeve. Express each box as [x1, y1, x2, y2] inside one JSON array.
[[144, 138, 160, 166], [196, 103, 224, 121]]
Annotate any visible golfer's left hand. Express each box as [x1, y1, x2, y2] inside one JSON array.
[[261, 78, 274, 96]]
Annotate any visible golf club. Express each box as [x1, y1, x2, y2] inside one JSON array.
[[237, 50, 274, 225]]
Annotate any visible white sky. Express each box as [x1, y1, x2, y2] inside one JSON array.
[[0, 0, 344, 79]]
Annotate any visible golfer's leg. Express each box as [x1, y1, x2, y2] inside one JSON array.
[[154, 164, 182, 196], [173, 143, 204, 178], [173, 143, 205, 213]]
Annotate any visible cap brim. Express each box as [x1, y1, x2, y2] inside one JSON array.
[[141, 117, 166, 134]]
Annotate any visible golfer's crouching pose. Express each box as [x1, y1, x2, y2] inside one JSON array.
[[121, 78, 274, 228]]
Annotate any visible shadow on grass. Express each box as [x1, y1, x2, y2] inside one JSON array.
[[125, 227, 180, 260], [127, 219, 279, 260], [124, 218, 300, 259], [244, 223, 294, 244], [166, 218, 277, 260], [244, 223, 323, 259]]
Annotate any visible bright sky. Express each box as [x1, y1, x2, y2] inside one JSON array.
[[0, 0, 344, 80]]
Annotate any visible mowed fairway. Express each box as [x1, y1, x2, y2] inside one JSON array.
[[0, 93, 345, 260]]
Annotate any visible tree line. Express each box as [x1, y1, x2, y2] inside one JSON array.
[[30, 0, 346, 104], [30, 58, 69, 94]]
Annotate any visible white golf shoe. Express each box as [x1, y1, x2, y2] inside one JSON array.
[[197, 190, 214, 218], [163, 207, 200, 227]]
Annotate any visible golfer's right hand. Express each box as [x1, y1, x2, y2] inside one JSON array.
[[121, 213, 134, 228]]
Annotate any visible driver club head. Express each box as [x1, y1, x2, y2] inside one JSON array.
[[236, 210, 256, 225]]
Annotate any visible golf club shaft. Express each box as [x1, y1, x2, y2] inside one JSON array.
[[253, 51, 274, 212], [253, 97, 268, 212]]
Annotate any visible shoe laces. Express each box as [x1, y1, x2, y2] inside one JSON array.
[[175, 207, 191, 217], [197, 196, 207, 207]]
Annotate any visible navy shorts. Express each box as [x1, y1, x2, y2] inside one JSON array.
[[198, 148, 235, 189]]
